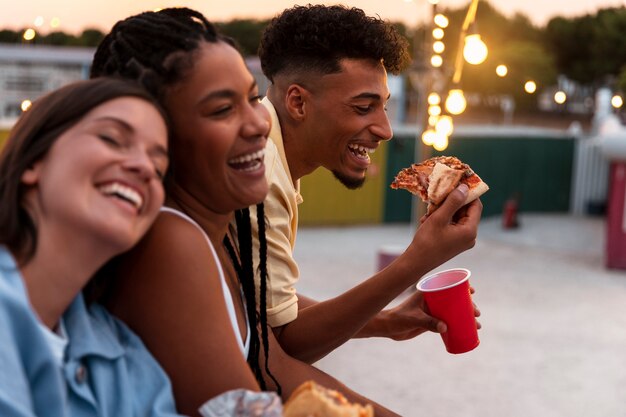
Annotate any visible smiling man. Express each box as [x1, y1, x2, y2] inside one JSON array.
[[252, 4, 482, 368]]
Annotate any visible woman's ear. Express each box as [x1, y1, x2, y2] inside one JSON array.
[[21, 163, 41, 186]]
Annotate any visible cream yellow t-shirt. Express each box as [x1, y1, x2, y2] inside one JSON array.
[[249, 98, 303, 327]]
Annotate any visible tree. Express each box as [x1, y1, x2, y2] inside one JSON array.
[[79, 28, 104, 47], [40, 31, 80, 46], [545, 7, 626, 85], [0, 29, 20, 43], [216, 19, 269, 56]]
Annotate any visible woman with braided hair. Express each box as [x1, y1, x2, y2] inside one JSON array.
[[90, 7, 396, 417]]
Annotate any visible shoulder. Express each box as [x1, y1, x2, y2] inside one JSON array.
[[125, 210, 216, 266]]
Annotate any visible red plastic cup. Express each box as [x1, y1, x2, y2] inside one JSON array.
[[416, 268, 479, 354]]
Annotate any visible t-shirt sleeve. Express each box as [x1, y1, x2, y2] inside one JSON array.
[[250, 144, 300, 328]]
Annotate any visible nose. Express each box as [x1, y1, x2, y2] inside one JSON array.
[[122, 148, 158, 182], [241, 102, 271, 140], [369, 108, 393, 142]]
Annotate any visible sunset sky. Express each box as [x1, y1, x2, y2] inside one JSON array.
[[2, 0, 625, 33]]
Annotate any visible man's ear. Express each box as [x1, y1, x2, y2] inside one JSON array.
[[21, 162, 41, 186], [285, 84, 309, 121]]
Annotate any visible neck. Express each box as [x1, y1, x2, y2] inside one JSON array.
[[20, 226, 113, 329], [166, 183, 233, 247]]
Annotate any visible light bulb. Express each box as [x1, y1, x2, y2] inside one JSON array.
[[21, 99, 32, 112], [554, 91, 567, 104], [428, 104, 442, 117], [433, 41, 445, 54], [422, 129, 437, 146], [23, 28, 36, 41], [612, 95, 624, 108], [434, 14, 449, 28], [433, 133, 449, 151], [435, 115, 454, 136], [445, 89, 467, 115], [430, 55, 443, 68], [496, 64, 508, 77], [463, 34, 488, 65], [432, 28, 444, 40], [427, 92, 441, 106], [524, 81, 537, 94]]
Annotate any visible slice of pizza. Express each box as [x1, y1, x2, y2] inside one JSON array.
[[390, 155, 488, 214], [283, 381, 374, 417]]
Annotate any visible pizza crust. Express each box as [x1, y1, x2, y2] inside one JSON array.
[[283, 381, 374, 417]]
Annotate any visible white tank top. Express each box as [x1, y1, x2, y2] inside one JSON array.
[[160, 207, 250, 358]]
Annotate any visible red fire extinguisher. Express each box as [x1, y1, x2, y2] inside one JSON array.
[[502, 198, 519, 229]]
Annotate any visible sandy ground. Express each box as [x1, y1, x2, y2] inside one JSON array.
[[293, 214, 626, 417]]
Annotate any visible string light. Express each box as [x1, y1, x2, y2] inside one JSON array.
[[427, 92, 441, 106], [435, 115, 454, 136], [428, 104, 442, 116], [496, 64, 508, 77], [524, 81, 537, 94], [23, 28, 36, 41], [21, 100, 32, 112], [430, 55, 443, 67], [432, 28, 444, 40], [422, 129, 437, 146], [463, 34, 488, 65], [433, 132, 449, 151], [612, 95, 624, 108], [554, 91, 567, 104], [434, 14, 449, 28], [433, 41, 445, 54], [445, 89, 467, 115]]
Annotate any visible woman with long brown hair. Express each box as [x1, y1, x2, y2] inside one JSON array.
[[0, 78, 181, 416]]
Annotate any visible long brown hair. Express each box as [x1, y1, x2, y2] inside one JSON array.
[[0, 77, 167, 265]]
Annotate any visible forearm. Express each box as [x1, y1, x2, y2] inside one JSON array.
[[265, 333, 400, 417], [275, 258, 420, 363], [275, 196, 482, 362]]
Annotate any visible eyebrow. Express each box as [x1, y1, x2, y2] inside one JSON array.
[[198, 80, 259, 106], [93, 116, 135, 132], [351, 92, 392, 101]]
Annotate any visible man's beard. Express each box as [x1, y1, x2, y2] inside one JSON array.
[[332, 170, 366, 190]]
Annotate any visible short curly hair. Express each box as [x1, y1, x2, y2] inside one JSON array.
[[259, 4, 411, 82]]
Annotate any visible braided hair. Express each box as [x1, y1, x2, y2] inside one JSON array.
[[91, 7, 234, 100], [224, 206, 280, 394], [91, 7, 279, 393]]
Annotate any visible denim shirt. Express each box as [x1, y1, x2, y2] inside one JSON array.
[[0, 247, 184, 417]]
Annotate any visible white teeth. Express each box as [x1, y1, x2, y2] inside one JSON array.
[[241, 160, 263, 172], [98, 182, 143, 211], [348, 144, 376, 155], [228, 149, 265, 165]]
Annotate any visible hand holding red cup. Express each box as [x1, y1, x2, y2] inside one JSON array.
[[416, 268, 479, 354]]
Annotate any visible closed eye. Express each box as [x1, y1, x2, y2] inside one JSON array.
[[98, 134, 120, 146], [210, 105, 233, 117], [354, 105, 372, 114]]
